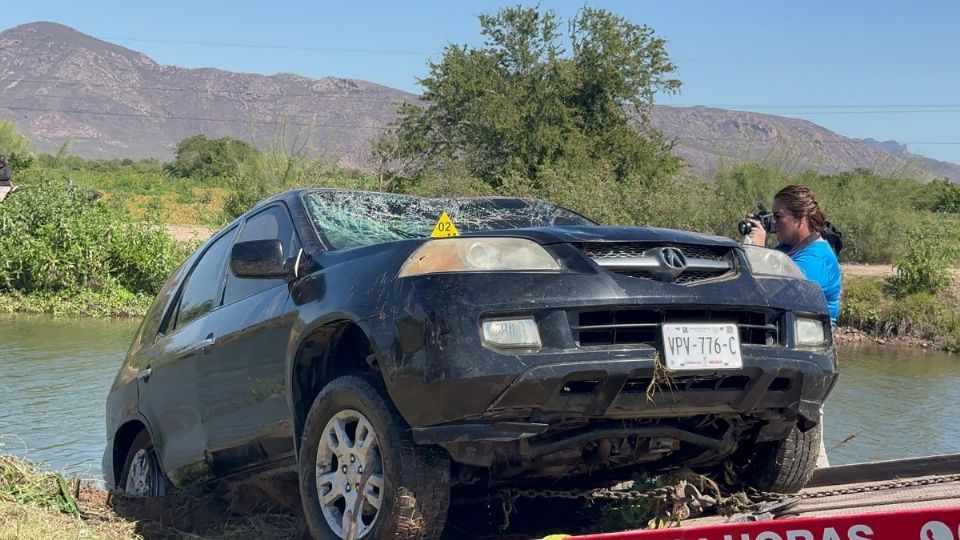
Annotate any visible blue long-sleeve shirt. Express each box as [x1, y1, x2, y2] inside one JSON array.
[[777, 238, 842, 324]]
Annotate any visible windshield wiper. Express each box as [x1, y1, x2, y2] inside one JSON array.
[[388, 226, 421, 239]]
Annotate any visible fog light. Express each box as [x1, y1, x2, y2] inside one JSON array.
[[795, 317, 825, 346], [482, 318, 541, 349]]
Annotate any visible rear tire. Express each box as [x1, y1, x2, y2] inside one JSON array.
[[299, 375, 451, 540], [738, 422, 822, 494], [118, 430, 168, 497]]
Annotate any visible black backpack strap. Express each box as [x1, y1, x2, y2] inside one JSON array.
[[821, 221, 843, 256]]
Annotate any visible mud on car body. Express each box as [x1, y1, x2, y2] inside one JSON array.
[[103, 189, 837, 539]]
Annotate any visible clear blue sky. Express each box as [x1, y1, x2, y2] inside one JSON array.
[[4, 0, 960, 163]]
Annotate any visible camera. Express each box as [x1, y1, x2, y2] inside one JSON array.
[[738, 204, 777, 236]]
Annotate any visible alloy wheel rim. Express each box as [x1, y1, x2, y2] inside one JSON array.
[[315, 409, 384, 539], [125, 448, 158, 496]]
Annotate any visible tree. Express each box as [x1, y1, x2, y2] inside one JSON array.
[[375, 6, 682, 193], [917, 179, 960, 214], [166, 135, 260, 180]]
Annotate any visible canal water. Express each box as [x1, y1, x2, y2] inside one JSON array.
[[0, 315, 957, 479]]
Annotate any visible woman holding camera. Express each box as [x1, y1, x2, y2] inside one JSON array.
[[746, 185, 841, 469], [744, 185, 842, 325]]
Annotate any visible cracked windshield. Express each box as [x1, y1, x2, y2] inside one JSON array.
[[1, 1, 958, 539], [303, 190, 595, 249]]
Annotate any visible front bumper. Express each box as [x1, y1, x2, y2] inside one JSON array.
[[382, 266, 837, 439], [409, 349, 834, 444]]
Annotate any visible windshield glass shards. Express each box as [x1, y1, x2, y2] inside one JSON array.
[[302, 190, 596, 250]]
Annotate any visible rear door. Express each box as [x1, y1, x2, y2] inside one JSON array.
[[196, 203, 302, 477], [136, 226, 237, 486]]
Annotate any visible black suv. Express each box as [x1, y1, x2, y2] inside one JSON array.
[[104, 189, 837, 540]]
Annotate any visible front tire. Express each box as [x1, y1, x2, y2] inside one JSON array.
[[118, 430, 168, 497], [737, 422, 822, 493], [299, 375, 451, 540]]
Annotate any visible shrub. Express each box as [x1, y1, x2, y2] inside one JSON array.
[[888, 227, 951, 296], [0, 169, 189, 298]]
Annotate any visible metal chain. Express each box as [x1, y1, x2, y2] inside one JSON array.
[[498, 480, 721, 530], [501, 485, 669, 502], [496, 472, 960, 530], [796, 473, 960, 500]]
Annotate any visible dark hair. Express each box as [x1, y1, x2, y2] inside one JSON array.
[[774, 185, 826, 232]]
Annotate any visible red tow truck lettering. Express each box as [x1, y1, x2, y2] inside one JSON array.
[[919, 520, 956, 540], [716, 525, 874, 540]]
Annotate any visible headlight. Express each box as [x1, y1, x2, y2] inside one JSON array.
[[795, 316, 826, 346], [482, 317, 542, 349], [398, 238, 561, 277], [742, 245, 805, 279]]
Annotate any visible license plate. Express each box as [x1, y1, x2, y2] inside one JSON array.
[[662, 323, 742, 370]]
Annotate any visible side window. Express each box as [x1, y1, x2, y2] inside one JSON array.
[[135, 256, 194, 349], [222, 204, 301, 306], [170, 228, 238, 332]]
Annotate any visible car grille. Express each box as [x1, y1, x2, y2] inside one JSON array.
[[577, 242, 736, 285], [619, 269, 731, 284], [580, 243, 730, 261], [571, 308, 781, 347]]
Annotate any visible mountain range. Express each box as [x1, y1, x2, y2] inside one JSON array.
[[2, 21, 958, 182]]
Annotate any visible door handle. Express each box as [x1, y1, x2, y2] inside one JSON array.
[[175, 335, 217, 360], [137, 367, 152, 382], [200, 333, 216, 354]]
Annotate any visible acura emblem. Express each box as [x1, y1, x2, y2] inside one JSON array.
[[659, 247, 687, 270]]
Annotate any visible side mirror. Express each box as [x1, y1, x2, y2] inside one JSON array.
[[230, 239, 293, 279]]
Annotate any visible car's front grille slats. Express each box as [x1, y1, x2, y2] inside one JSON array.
[[570, 323, 659, 331], [573, 308, 781, 348], [577, 242, 737, 285], [581, 243, 730, 261]]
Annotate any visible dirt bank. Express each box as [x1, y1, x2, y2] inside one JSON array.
[[833, 326, 938, 349], [841, 263, 895, 277], [1, 480, 305, 540], [165, 224, 213, 243], [843, 263, 960, 280]]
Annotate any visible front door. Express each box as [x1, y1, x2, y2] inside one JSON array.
[[196, 203, 302, 477]]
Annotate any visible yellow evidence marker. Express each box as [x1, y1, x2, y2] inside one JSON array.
[[430, 211, 460, 238]]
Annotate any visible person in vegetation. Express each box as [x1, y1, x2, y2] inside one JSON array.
[[744, 185, 842, 325], [745, 184, 841, 468], [0, 155, 13, 202]]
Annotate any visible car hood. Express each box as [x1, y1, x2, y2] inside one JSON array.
[[462, 225, 738, 248]]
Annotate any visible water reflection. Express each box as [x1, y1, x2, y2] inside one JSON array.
[[0, 314, 957, 478]]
